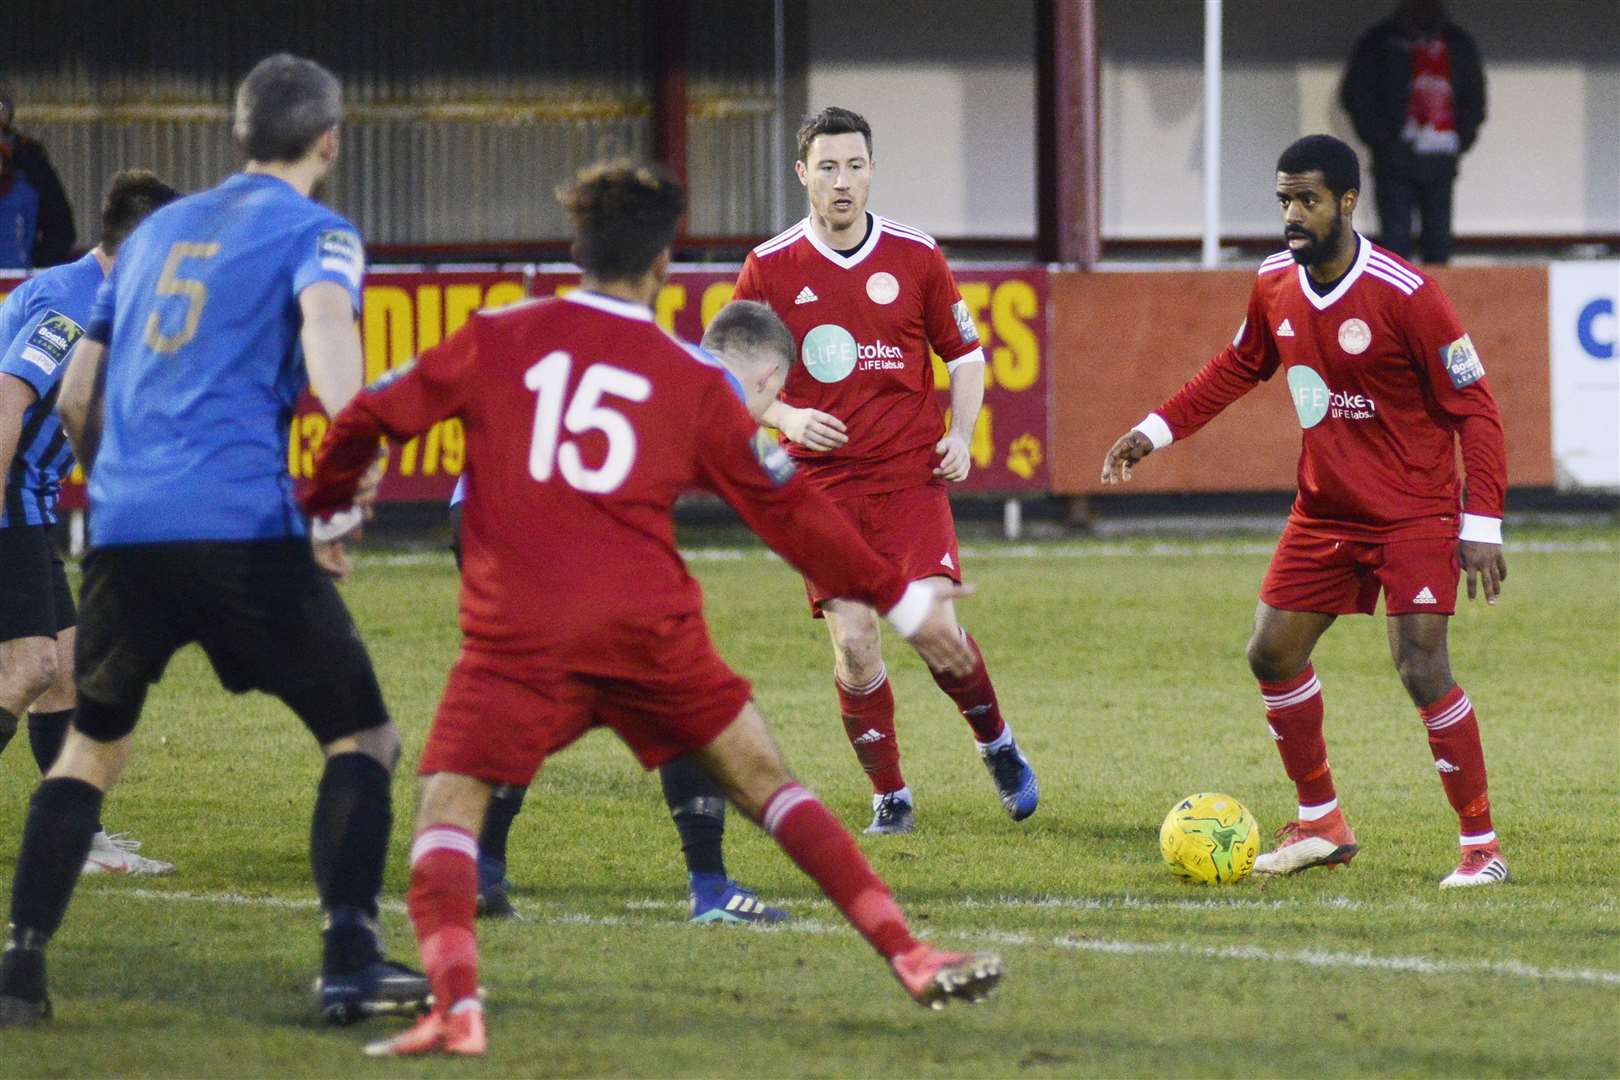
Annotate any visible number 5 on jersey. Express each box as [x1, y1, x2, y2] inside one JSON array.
[[525, 350, 651, 494], [144, 242, 221, 354]]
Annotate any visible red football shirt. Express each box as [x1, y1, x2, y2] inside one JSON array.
[[733, 214, 986, 497], [303, 291, 909, 667], [1146, 236, 1505, 543]]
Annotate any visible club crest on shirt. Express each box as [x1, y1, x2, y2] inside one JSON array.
[[1441, 333, 1485, 388], [19, 310, 84, 376], [951, 299, 980, 345], [865, 271, 899, 305], [1338, 317, 1371, 355], [751, 430, 797, 486]]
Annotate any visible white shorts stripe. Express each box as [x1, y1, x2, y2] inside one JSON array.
[[1261, 676, 1322, 710], [762, 785, 817, 835], [410, 826, 478, 865]]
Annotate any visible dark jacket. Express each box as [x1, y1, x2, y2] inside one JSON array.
[[8, 133, 76, 266], [1341, 16, 1486, 169]]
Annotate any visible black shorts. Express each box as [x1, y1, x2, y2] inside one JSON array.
[[0, 524, 76, 642], [74, 538, 389, 744]]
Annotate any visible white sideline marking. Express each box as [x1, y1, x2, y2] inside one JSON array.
[[351, 537, 1616, 570], [87, 887, 1619, 987]]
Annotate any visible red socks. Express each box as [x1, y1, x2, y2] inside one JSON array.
[[929, 632, 1007, 744], [1419, 685, 1494, 844], [837, 668, 904, 794], [1258, 665, 1337, 816], [405, 826, 481, 1012], [761, 783, 916, 959]]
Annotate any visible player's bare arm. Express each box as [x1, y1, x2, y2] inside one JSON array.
[[935, 359, 983, 482], [300, 280, 371, 572], [1100, 429, 1154, 484], [56, 336, 108, 471], [762, 398, 848, 451], [1459, 540, 1507, 605]]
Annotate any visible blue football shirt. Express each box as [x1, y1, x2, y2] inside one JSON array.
[[0, 250, 102, 526], [86, 172, 364, 545]]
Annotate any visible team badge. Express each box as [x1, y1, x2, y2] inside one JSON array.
[[1338, 317, 1371, 355], [1441, 333, 1485, 388], [318, 228, 365, 289], [19, 311, 84, 376], [866, 272, 899, 305], [951, 299, 980, 345], [750, 430, 797, 486]]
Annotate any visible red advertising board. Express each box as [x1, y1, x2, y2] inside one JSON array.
[[4, 264, 1050, 511]]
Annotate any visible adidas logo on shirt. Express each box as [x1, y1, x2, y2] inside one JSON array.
[[795, 286, 818, 305], [852, 728, 887, 745], [1413, 586, 1438, 605], [1276, 319, 1295, 337], [1434, 758, 1460, 773]]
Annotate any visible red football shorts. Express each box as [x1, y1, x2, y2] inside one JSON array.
[[419, 615, 754, 786], [1260, 523, 1460, 616], [803, 482, 962, 616]]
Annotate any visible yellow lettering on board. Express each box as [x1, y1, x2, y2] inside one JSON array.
[[701, 282, 736, 328], [990, 281, 1039, 392], [655, 284, 686, 332], [362, 285, 412, 384]]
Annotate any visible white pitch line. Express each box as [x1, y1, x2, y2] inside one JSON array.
[[85, 887, 1619, 988]]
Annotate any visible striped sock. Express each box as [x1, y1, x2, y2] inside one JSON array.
[[1418, 685, 1494, 845], [406, 826, 480, 1011], [837, 667, 904, 795], [1259, 665, 1336, 815]]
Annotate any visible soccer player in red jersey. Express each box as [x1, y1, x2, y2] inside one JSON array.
[[732, 106, 1037, 834], [1101, 135, 1509, 888], [305, 162, 1004, 1056]]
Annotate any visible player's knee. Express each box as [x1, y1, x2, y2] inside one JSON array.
[[832, 627, 883, 685], [350, 722, 402, 773], [3, 640, 60, 704], [1394, 647, 1452, 705], [73, 694, 141, 743], [1245, 634, 1299, 683]]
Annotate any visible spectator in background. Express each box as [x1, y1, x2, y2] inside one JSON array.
[[0, 84, 77, 269], [1341, 0, 1485, 265]]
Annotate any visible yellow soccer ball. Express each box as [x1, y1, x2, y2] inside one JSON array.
[[1160, 793, 1260, 884]]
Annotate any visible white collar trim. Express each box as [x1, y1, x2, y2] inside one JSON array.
[[1296, 233, 1370, 311], [563, 290, 655, 323], [802, 213, 882, 269]]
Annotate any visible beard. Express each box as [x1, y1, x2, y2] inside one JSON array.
[[1287, 212, 1346, 267]]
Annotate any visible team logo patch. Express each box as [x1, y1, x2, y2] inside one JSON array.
[[951, 299, 980, 345], [751, 430, 797, 486], [1338, 317, 1371, 355], [318, 229, 365, 289], [866, 272, 899, 305], [1441, 333, 1485, 388], [801, 323, 859, 384], [19, 311, 85, 376]]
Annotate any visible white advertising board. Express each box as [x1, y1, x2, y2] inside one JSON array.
[[1549, 262, 1620, 489]]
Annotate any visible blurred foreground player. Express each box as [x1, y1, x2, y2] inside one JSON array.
[[1101, 135, 1508, 887], [733, 106, 1037, 834], [307, 161, 1004, 1057], [0, 55, 429, 1031], [0, 170, 179, 876], [457, 300, 802, 924]]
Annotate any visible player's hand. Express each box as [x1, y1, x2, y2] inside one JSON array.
[[1459, 540, 1507, 605], [354, 452, 386, 520], [902, 580, 977, 677], [933, 434, 971, 482], [1100, 430, 1154, 485], [779, 406, 848, 452], [311, 537, 354, 582]]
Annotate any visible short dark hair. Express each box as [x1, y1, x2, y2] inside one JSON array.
[[797, 106, 873, 163], [557, 160, 685, 281], [1276, 134, 1361, 198], [100, 170, 179, 254], [233, 53, 343, 163], [701, 301, 796, 367]]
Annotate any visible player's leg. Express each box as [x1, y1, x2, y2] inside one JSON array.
[[1372, 163, 1416, 258], [659, 755, 786, 924], [0, 635, 56, 758], [0, 525, 65, 759], [692, 702, 1001, 1008], [474, 783, 526, 919], [1414, 164, 1456, 266], [822, 598, 912, 834]]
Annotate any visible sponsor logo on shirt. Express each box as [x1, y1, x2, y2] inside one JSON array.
[[1441, 333, 1485, 388], [1286, 365, 1377, 428], [1338, 317, 1372, 355], [318, 228, 365, 289], [951, 299, 980, 345], [751, 430, 797, 486], [865, 272, 899, 305], [19, 310, 84, 376], [800, 324, 904, 383]]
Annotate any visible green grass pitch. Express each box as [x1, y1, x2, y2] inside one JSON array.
[[0, 528, 1615, 1077]]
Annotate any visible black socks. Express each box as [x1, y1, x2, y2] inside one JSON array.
[[310, 753, 392, 974], [660, 757, 727, 878]]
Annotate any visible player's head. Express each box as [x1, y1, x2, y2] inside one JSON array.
[[1275, 134, 1360, 268], [558, 159, 685, 296], [701, 300, 796, 422], [100, 170, 180, 257], [795, 107, 873, 233], [233, 54, 343, 173]]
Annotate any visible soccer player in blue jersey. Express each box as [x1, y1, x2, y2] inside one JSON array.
[[0, 170, 179, 878], [0, 54, 428, 1029], [450, 300, 797, 924]]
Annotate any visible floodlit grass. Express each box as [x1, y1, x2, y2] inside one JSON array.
[[1, 528, 1616, 1077]]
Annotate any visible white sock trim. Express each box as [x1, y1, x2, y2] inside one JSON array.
[[1261, 674, 1322, 710], [873, 785, 913, 809], [975, 724, 1014, 753], [410, 826, 478, 865], [1298, 798, 1338, 822], [448, 998, 484, 1016], [1460, 829, 1497, 847], [836, 664, 889, 696], [762, 784, 816, 835]]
